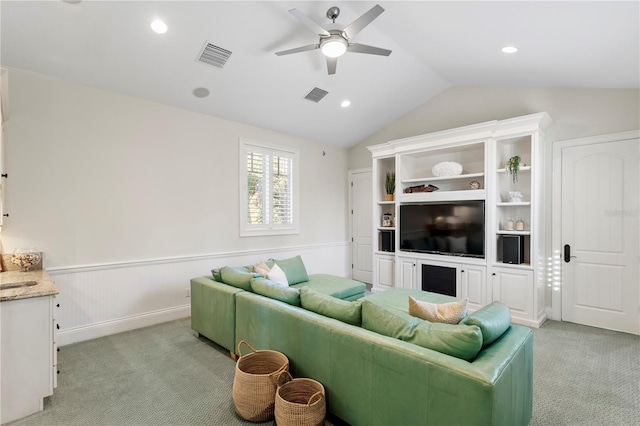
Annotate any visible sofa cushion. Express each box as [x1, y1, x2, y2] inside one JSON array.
[[461, 301, 511, 347], [293, 274, 366, 300], [272, 255, 309, 285], [267, 263, 289, 286], [220, 266, 258, 291], [250, 277, 300, 306], [300, 287, 362, 326], [409, 296, 468, 324]]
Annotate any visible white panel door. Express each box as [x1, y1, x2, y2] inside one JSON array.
[[492, 268, 534, 320], [376, 255, 395, 288], [398, 257, 416, 289], [351, 170, 373, 283], [561, 138, 639, 334], [461, 266, 486, 310]]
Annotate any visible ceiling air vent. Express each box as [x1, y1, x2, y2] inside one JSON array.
[[196, 42, 232, 69], [304, 87, 329, 103]]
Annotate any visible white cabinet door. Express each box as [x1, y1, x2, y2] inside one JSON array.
[[375, 254, 395, 290], [492, 268, 533, 321], [461, 265, 486, 311], [398, 257, 416, 290]]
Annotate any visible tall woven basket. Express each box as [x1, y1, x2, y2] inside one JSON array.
[[275, 372, 326, 426], [232, 340, 289, 422]]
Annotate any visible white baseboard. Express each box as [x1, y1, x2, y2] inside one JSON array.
[[57, 305, 190, 347], [512, 312, 548, 329]]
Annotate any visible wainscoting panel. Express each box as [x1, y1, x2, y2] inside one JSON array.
[[49, 242, 350, 346]]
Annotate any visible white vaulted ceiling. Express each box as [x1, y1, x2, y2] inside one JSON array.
[[1, 1, 638, 148]]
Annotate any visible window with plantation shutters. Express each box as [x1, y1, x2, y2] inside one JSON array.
[[240, 139, 299, 236]]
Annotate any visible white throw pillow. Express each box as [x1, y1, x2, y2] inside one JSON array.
[[267, 263, 289, 287]]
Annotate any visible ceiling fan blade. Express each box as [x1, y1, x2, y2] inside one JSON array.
[[347, 43, 392, 56], [327, 56, 337, 75], [275, 44, 319, 56], [343, 4, 384, 39], [289, 8, 330, 36]]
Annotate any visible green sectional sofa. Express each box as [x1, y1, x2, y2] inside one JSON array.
[[191, 259, 533, 426], [190, 256, 366, 355]]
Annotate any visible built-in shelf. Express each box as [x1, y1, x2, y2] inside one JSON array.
[[496, 230, 531, 235], [492, 262, 533, 270], [496, 166, 531, 173], [398, 189, 486, 203], [496, 202, 531, 207], [402, 172, 485, 184], [378, 200, 395, 205], [378, 226, 396, 231]]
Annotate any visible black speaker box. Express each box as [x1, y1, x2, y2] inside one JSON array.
[[381, 230, 395, 252], [503, 235, 525, 264]]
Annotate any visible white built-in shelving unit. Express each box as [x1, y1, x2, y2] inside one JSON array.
[[368, 113, 551, 327]]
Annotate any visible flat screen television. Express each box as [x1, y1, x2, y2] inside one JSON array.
[[399, 201, 485, 258]]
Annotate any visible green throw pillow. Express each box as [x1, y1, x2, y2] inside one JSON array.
[[250, 277, 301, 306], [220, 266, 258, 291], [300, 287, 362, 326], [461, 301, 511, 347], [272, 255, 309, 285]]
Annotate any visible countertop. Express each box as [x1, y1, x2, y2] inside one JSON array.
[[0, 269, 59, 302]]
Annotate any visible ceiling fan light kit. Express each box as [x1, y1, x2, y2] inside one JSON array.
[[320, 36, 348, 58], [275, 4, 391, 75]]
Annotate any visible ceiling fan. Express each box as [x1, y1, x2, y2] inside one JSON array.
[[275, 4, 392, 75]]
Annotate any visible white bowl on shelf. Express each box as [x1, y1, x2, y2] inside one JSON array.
[[432, 162, 463, 177]]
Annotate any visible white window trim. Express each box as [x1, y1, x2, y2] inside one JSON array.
[[239, 138, 300, 237]]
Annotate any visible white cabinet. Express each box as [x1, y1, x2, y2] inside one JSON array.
[[460, 265, 487, 311], [1, 295, 56, 424], [491, 267, 534, 322], [374, 254, 395, 290]]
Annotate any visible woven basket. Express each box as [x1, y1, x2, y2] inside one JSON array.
[[232, 340, 289, 422], [275, 372, 326, 426]]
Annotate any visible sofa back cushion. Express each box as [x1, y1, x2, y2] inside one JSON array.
[[300, 287, 362, 326], [362, 300, 483, 361], [220, 266, 258, 291], [250, 277, 301, 306], [271, 255, 309, 285], [461, 301, 511, 347]]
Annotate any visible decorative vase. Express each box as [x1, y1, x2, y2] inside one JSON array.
[[385, 194, 394, 201]]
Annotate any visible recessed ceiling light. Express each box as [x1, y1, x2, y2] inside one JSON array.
[[192, 87, 210, 98], [502, 46, 518, 54], [150, 19, 168, 34], [341, 100, 351, 108]]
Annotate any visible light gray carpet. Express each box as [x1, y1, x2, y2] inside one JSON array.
[[6, 318, 639, 426], [529, 321, 639, 426]]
